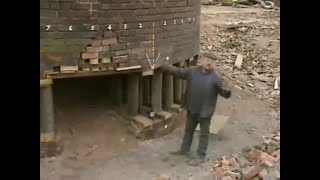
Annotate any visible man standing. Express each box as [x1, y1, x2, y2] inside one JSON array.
[[160, 54, 231, 166]]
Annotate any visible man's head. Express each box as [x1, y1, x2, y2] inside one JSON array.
[[198, 53, 217, 71]]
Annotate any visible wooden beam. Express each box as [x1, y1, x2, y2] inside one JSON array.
[[45, 69, 141, 79], [116, 65, 141, 71]]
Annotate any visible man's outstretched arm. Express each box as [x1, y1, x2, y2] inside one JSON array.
[[160, 64, 192, 80], [215, 73, 231, 98]]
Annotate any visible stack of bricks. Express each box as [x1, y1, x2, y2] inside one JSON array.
[[80, 35, 129, 72], [40, 0, 201, 76]]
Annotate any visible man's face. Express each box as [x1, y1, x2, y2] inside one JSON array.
[[199, 57, 215, 70]]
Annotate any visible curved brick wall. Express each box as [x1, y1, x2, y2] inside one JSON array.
[[40, 0, 200, 78]]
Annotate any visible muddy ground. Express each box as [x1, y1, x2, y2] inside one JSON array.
[[40, 6, 280, 180]]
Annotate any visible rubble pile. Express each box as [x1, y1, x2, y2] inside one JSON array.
[[211, 131, 280, 180], [202, 0, 279, 9], [201, 9, 280, 115]]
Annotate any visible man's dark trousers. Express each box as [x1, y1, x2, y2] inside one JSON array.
[[181, 111, 211, 158]]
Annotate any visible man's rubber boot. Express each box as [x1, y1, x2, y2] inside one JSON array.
[[187, 156, 206, 166]]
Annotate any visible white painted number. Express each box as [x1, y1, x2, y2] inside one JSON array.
[[90, 25, 95, 31], [181, 19, 184, 23], [193, 17, 195, 21], [163, 21, 167, 26], [139, 22, 143, 28], [188, 17, 191, 22], [68, 25, 73, 31], [173, 20, 176, 24], [108, 24, 112, 30], [46, 25, 51, 31], [123, 24, 127, 30]]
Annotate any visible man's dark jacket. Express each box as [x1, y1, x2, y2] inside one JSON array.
[[162, 65, 231, 118]]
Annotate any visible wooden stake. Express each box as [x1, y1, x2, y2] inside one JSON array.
[[40, 85, 55, 142], [152, 71, 162, 113], [127, 73, 139, 115], [163, 72, 173, 110]]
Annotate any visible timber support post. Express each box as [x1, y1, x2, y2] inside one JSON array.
[[143, 76, 151, 106], [127, 73, 139, 115], [162, 72, 173, 110], [40, 79, 62, 158], [138, 77, 143, 113], [114, 75, 123, 106], [40, 79, 55, 143], [151, 71, 162, 113]]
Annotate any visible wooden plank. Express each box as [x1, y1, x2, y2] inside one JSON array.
[[116, 65, 141, 71], [46, 69, 142, 79]]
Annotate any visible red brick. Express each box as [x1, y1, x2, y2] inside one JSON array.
[[258, 169, 268, 178], [273, 170, 280, 180], [82, 52, 98, 59], [101, 58, 111, 64], [261, 160, 273, 168], [99, 52, 112, 58], [101, 46, 110, 52], [272, 150, 280, 162], [259, 152, 277, 163], [86, 46, 103, 53], [112, 55, 128, 63], [242, 165, 263, 179], [224, 171, 241, 179], [89, 58, 99, 65], [91, 40, 102, 47]]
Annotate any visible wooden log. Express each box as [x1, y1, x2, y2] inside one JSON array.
[[40, 85, 55, 143], [162, 72, 173, 110], [152, 72, 163, 113], [127, 73, 139, 115], [143, 76, 151, 106], [139, 77, 143, 113], [114, 76, 123, 106]]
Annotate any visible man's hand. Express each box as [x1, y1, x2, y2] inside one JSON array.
[[217, 77, 232, 98], [221, 81, 230, 92]]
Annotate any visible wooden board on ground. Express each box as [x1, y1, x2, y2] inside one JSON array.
[[196, 114, 230, 134]]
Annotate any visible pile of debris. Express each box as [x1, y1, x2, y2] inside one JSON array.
[[211, 131, 280, 180], [201, 9, 280, 115], [202, 0, 279, 9]]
